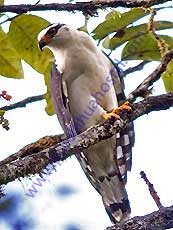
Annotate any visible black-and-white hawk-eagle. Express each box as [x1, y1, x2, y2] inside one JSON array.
[[38, 23, 134, 223]]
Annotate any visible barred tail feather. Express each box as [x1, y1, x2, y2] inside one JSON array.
[[112, 67, 135, 182], [100, 175, 131, 223], [116, 122, 135, 183]]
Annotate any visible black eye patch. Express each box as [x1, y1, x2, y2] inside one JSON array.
[[46, 23, 66, 36]]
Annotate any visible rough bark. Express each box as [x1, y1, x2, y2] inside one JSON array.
[[106, 205, 173, 230], [0, 0, 171, 14]]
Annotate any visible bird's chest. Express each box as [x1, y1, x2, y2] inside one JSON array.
[[64, 72, 117, 132], [57, 50, 117, 131], [62, 54, 93, 84]]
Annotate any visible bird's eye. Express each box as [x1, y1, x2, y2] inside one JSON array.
[[49, 28, 57, 35]]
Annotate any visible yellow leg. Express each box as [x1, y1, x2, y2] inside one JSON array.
[[102, 101, 132, 120], [102, 111, 120, 120]]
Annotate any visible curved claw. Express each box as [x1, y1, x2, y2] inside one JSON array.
[[113, 101, 132, 114], [102, 101, 132, 120], [102, 112, 120, 120]]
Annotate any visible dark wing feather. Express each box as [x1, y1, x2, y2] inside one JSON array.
[[50, 64, 100, 192], [50, 64, 76, 138]]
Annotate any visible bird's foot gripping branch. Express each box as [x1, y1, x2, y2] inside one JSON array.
[[102, 101, 132, 120]]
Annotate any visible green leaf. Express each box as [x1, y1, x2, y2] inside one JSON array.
[[102, 36, 111, 49], [8, 14, 55, 115], [108, 21, 173, 50], [78, 25, 88, 33], [121, 34, 173, 61], [0, 110, 5, 116], [8, 14, 53, 75], [92, 8, 150, 40], [78, 15, 90, 33], [162, 60, 173, 93], [105, 11, 121, 21], [0, 27, 23, 78], [44, 68, 54, 115]]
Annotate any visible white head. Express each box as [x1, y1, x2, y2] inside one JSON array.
[[38, 23, 77, 51]]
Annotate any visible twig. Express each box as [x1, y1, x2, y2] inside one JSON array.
[[0, 94, 44, 111], [0, 92, 173, 185], [124, 61, 150, 76], [148, 8, 168, 58], [0, 0, 41, 25], [0, 0, 171, 14], [0, 14, 20, 26], [127, 49, 173, 102], [106, 205, 173, 230], [140, 171, 163, 209]]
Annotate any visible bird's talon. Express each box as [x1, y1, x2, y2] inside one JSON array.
[[102, 101, 132, 120], [120, 101, 132, 111], [113, 101, 132, 114], [102, 112, 120, 120]]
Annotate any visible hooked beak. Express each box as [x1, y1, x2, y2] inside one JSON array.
[[38, 39, 47, 51]]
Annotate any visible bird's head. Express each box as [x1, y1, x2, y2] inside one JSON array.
[[38, 23, 75, 51]]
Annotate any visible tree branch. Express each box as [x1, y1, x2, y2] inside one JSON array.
[[106, 205, 173, 230], [0, 92, 173, 185], [0, 135, 63, 167], [0, 94, 44, 111], [140, 171, 163, 209], [0, 0, 171, 14], [127, 49, 173, 102], [124, 61, 150, 76]]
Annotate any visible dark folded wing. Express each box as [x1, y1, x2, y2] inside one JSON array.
[[50, 64, 76, 138], [50, 64, 100, 192]]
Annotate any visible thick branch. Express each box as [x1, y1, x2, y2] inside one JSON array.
[[128, 49, 173, 102], [106, 205, 173, 230], [0, 135, 63, 167], [0, 92, 173, 185], [0, 0, 171, 14], [0, 94, 44, 111]]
